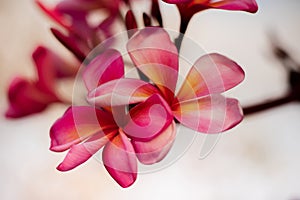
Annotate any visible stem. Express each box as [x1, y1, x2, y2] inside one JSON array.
[[137, 69, 149, 82], [175, 33, 184, 52], [174, 16, 189, 51], [243, 93, 296, 116], [174, 11, 192, 51]]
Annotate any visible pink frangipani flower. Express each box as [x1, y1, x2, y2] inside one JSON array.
[[88, 27, 244, 134], [50, 49, 176, 187], [36, 0, 120, 34], [50, 97, 174, 187], [6, 46, 79, 118], [162, 0, 258, 13], [162, 0, 258, 33], [5, 77, 59, 118], [36, 0, 120, 60]]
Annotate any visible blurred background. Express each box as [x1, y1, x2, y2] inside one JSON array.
[[1, 0, 300, 199]]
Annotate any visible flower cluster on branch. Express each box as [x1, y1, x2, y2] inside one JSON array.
[[5, 0, 258, 188]]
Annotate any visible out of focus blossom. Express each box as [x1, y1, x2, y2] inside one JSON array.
[[6, 46, 79, 118], [162, 0, 258, 32], [36, 0, 123, 60]]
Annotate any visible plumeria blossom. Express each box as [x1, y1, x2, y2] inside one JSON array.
[[6, 0, 258, 189], [6, 46, 79, 118], [36, 0, 122, 60], [6, 77, 59, 118], [162, 0, 258, 32], [50, 49, 176, 187], [36, 0, 121, 36], [50, 97, 175, 187], [163, 0, 258, 13], [88, 27, 244, 135]]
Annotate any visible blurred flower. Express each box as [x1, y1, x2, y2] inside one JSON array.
[[6, 77, 59, 118], [36, 0, 122, 60], [125, 10, 138, 38], [162, 0, 258, 33], [88, 27, 244, 135], [163, 0, 258, 13], [5, 46, 79, 118], [50, 50, 175, 187]]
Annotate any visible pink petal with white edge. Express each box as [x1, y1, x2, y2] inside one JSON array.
[[173, 94, 243, 133], [83, 49, 124, 91], [176, 53, 244, 102], [57, 130, 117, 171], [127, 27, 179, 97], [88, 78, 159, 107], [103, 130, 137, 188], [132, 121, 176, 165], [210, 0, 258, 13], [123, 94, 173, 142], [50, 106, 117, 152]]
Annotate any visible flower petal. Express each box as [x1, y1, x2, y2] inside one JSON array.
[[209, 0, 258, 13], [123, 94, 173, 142], [173, 94, 243, 133], [33, 46, 79, 90], [83, 49, 124, 92], [127, 27, 179, 98], [176, 53, 244, 102], [50, 106, 117, 152], [132, 121, 176, 165], [55, 0, 104, 13], [6, 46, 80, 118], [163, 0, 192, 3], [97, 15, 117, 38], [36, 0, 93, 39], [50, 28, 89, 62], [125, 10, 138, 38], [88, 78, 159, 107], [35, 0, 70, 30], [162, 0, 258, 13], [5, 77, 59, 118], [103, 130, 137, 188], [57, 130, 117, 171], [32, 46, 56, 94], [55, 0, 121, 13]]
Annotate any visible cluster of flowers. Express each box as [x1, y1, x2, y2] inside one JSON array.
[[6, 0, 258, 188]]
